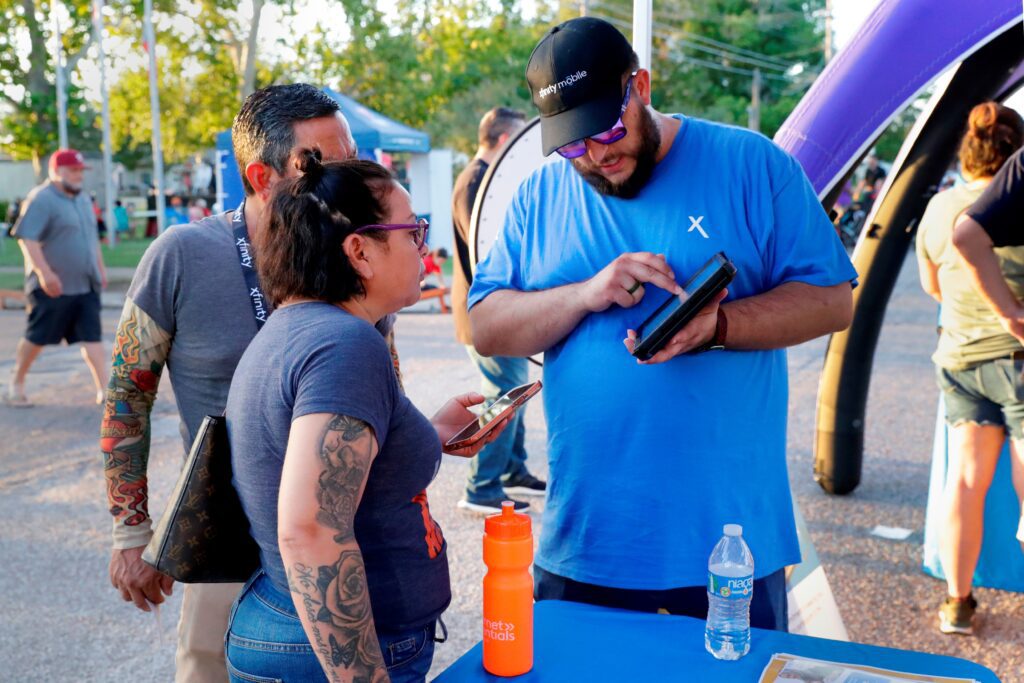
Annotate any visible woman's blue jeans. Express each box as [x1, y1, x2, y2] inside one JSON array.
[[225, 571, 439, 683]]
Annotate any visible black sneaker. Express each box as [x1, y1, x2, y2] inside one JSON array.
[[457, 497, 530, 514], [502, 472, 547, 497], [938, 594, 977, 635]]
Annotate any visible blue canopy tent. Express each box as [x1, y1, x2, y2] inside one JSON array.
[[325, 88, 430, 154], [214, 89, 430, 211]]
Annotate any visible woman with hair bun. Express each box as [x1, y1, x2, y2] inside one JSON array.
[[915, 101, 1024, 636], [224, 150, 507, 682]]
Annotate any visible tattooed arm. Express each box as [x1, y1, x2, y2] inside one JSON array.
[[279, 414, 389, 683], [100, 296, 174, 611]]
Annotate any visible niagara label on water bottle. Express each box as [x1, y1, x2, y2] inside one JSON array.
[[482, 501, 534, 677], [705, 523, 755, 661]]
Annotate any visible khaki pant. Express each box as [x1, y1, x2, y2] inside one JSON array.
[[175, 581, 244, 683]]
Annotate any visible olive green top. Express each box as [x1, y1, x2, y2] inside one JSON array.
[[917, 180, 1024, 370]]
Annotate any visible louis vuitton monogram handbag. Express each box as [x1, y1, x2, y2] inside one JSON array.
[[142, 415, 260, 583]]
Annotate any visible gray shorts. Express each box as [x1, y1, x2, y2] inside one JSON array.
[[936, 355, 1024, 440]]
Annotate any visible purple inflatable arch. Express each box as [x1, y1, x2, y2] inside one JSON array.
[[775, 0, 1022, 196]]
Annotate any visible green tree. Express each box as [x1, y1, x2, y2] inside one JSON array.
[[297, 0, 550, 156], [585, 0, 824, 139], [104, 0, 263, 165], [0, 0, 99, 177]]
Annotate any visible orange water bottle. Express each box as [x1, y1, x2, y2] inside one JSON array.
[[482, 501, 534, 676]]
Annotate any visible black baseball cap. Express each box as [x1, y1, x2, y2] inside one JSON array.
[[526, 17, 635, 156]]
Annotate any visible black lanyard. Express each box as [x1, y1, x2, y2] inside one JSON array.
[[232, 202, 269, 329]]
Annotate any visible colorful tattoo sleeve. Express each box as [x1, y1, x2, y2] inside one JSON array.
[[286, 415, 387, 683], [100, 296, 172, 549]]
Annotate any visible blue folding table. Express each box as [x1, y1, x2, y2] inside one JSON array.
[[436, 601, 999, 682]]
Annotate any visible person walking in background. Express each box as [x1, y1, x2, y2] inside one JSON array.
[[451, 106, 547, 514], [5, 149, 108, 407], [98, 83, 382, 683], [921, 101, 1024, 635]]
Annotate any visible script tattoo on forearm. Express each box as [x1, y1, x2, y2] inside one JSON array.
[[99, 298, 171, 530], [286, 415, 387, 683]]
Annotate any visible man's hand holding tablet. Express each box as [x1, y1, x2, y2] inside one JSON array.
[[623, 252, 736, 364]]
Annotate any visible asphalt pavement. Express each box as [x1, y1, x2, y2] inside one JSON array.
[[0, 253, 1020, 682]]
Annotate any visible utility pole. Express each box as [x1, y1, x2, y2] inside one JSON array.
[[52, 8, 69, 150], [633, 0, 652, 71], [143, 0, 166, 234], [579, 0, 587, 17], [93, 0, 116, 246], [748, 68, 761, 132], [824, 0, 834, 63], [749, 0, 764, 131]]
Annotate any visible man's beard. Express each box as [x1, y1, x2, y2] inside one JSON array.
[[574, 106, 661, 199], [58, 180, 82, 196]]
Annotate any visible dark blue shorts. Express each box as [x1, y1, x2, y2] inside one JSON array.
[[936, 355, 1024, 440], [534, 565, 789, 632], [25, 288, 101, 346]]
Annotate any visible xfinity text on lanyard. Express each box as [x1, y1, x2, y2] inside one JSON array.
[[232, 202, 269, 329]]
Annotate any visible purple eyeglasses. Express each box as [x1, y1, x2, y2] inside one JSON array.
[[555, 72, 638, 160], [355, 217, 429, 249]]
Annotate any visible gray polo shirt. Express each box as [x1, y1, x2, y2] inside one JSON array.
[[12, 181, 101, 295]]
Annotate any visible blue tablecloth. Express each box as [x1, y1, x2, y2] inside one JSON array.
[[436, 601, 999, 682]]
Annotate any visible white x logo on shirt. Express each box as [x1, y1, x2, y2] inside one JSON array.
[[688, 215, 709, 239]]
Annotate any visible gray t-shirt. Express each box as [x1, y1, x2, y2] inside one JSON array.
[[226, 302, 450, 632], [916, 180, 1024, 369], [12, 181, 101, 295], [130, 212, 397, 455]]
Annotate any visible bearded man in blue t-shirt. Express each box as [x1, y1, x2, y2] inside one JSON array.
[[468, 17, 857, 631]]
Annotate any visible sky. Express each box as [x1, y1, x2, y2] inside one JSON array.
[[831, 0, 883, 52]]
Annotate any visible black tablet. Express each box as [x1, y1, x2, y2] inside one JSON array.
[[631, 252, 737, 361]]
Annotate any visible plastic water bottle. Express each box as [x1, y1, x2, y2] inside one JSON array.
[[705, 523, 754, 660]]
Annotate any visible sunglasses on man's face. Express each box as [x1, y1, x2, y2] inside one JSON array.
[[355, 217, 430, 250], [555, 72, 638, 160]]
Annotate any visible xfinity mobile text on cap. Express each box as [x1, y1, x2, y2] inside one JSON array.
[[525, 17, 635, 156]]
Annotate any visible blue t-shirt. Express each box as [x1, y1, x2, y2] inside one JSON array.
[[226, 302, 450, 631], [469, 116, 856, 589]]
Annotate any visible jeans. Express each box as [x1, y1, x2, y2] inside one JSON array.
[[534, 565, 789, 632], [226, 571, 438, 683], [464, 347, 530, 500]]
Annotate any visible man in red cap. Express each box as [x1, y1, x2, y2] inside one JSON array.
[[6, 148, 107, 407]]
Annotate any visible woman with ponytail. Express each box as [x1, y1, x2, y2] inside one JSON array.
[[224, 150, 507, 682], [916, 101, 1024, 635]]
